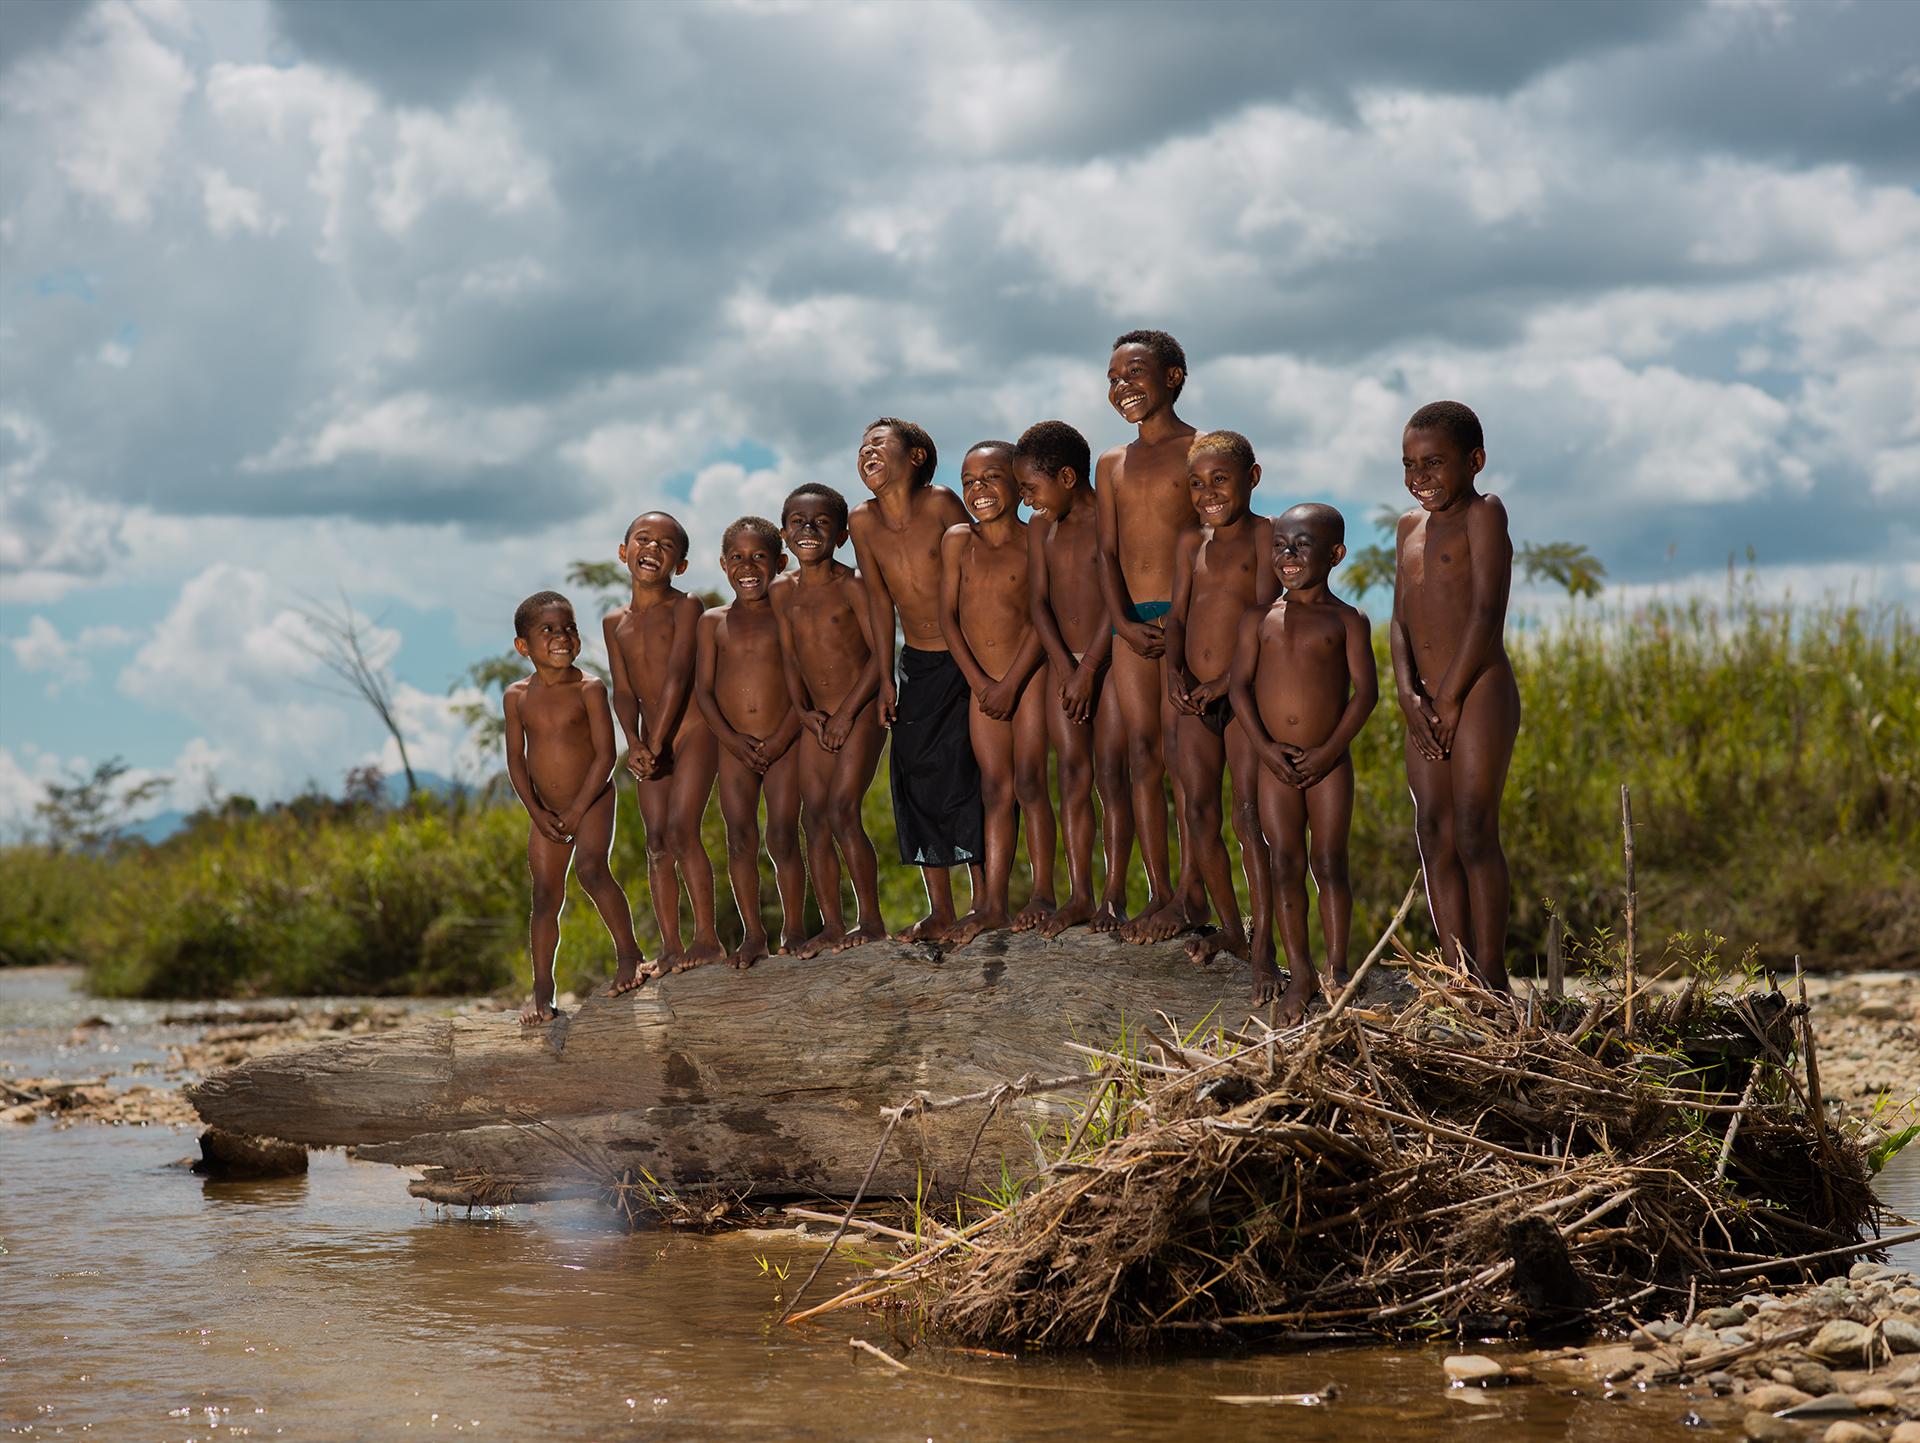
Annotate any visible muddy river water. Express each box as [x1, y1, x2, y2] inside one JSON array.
[[4, 968, 1915, 1442]]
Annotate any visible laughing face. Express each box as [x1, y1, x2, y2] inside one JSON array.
[[721, 528, 784, 601], [1402, 426, 1485, 513], [857, 425, 919, 496], [960, 444, 1018, 524], [516, 603, 580, 669], [1187, 450, 1259, 530], [1014, 456, 1074, 519], [782, 494, 845, 567], [620, 513, 689, 587], [1271, 512, 1345, 594], [1107, 342, 1181, 426]]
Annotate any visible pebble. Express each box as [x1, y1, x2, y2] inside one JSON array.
[[1703, 1306, 1752, 1329], [1810, 1320, 1873, 1366], [1779, 1395, 1861, 1419], [1707, 1371, 1737, 1395], [1720, 1329, 1750, 1346], [1850, 1388, 1897, 1412], [1646, 1319, 1686, 1342], [1823, 1424, 1878, 1443], [1884, 1318, 1920, 1354], [1791, 1361, 1839, 1396], [1443, 1355, 1505, 1387], [1744, 1413, 1805, 1443], [1746, 1384, 1814, 1413], [1891, 1424, 1920, 1443]]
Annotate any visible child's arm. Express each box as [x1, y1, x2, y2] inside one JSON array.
[[938, 525, 998, 710], [822, 570, 882, 751], [603, 614, 648, 779], [1226, 608, 1299, 785], [1430, 495, 1514, 752], [848, 510, 898, 726], [1390, 513, 1444, 762], [554, 679, 618, 836], [773, 583, 826, 744], [693, 611, 762, 768], [1282, 609, 1379, 787], [503, 686, 566, 842], [643, 594, 703, 771], [1163, 530, 1202, 713], [1095, 453, 1163, 659]]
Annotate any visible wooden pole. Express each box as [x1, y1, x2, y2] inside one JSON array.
[[1620, 785, 1637, 1038], [1545, 914, 1564, 1004]]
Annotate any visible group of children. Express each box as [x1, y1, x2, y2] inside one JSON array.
[[505, 330, 1519, 1027]]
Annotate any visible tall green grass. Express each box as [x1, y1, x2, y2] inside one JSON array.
[[1, 588, 1910, 998]]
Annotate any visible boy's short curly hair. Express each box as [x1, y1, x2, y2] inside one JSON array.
[[864, 417, 938, 487], [781, 483, 848, 532], [966, 439, 1016, 461], [1013, 420, 1091, 484], [623, 510, 689, 556], [1188, 430, 1255, 472], [1406, 400, 1483, 454], [514, 590, 573, 639], [1278, 502, 1346, 548], [1112, 328, 1188, 398], [721, 515, 782, 555]]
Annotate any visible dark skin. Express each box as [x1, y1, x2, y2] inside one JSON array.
[[694, 530, 806, 969], [1165, 449, 1277, 976], [1229, 509, 1378, 1022], [604, 512, 725, 976], [847, 422, 984, 941], [940, 445, 1054, 945], [1019, 454, 1129, 936], [770, 494, 888, 956], [1096, 343, 1204, 942], [503, 601, 649, 1023], [1392, 424, 1518, 992]]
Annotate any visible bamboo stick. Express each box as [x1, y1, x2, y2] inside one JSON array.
[[1620, 784, 1637, 1037]]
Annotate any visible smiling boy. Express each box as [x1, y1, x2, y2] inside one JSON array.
[[770, 483, 889, 955], [603, 511, 726, 975], [1096, 329, 1205, 943], [939, 441, 1054, 944], [847, 417, 985, 942], [694, 518, 806, 968], [1228, 507, 1378, 1021], [1392, 401, 1517, 993], [1164, 432, 1277, 979], [504, 591, 651, 1022]]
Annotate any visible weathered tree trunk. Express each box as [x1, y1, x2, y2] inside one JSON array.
[[187, 930, 1252, 1203]]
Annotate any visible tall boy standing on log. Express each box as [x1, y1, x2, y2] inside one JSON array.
[[848, 418, 985, 941], [1097, 330, 1206, 943], [1392, 401, 1517, 993]]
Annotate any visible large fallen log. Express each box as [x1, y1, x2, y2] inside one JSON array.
[[186, 929, 1255, 1203]]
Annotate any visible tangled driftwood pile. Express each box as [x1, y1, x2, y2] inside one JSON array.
[[789, 958, 1888, 1348]]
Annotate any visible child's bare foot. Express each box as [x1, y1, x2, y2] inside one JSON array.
[[1249, 958, 1282, 1008], [606, 954, 657, 996], [778, 928, 808, 957], [896, 912, 955, 943], [947, 908, 1009, 947], [1120, 896, 1187, 944], [730, 930, 769, 969], [1274, 970, 1316, 1027], [1011, 895, 1056, 932], [832, 920, 889, 952], [519, 996, 558, 1026], [1183, 927, 1249, 967], [1089, 897, 1129, 933], [796, 926, 844, 959], [673, 933, 728, 971], [1038, 894, 1094, 938]]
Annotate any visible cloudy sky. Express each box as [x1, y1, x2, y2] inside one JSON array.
[[2, 0, 1916, 827]]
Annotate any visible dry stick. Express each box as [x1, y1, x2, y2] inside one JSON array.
[[783, 1206, 924, 1245], [779, 1107, 903, 1325], [1710, 1227, 1920, 1282], [1046, 1076, 1118, 1174], [1546, 913, 1565, 1003], [1648, 1321, 1821, 1382], [1272, 876, 1420, 1098], [879, 1070, 1100, 1121], [1620, 784, 1637, 1038], [1712, 1073, 1759, 1186], [848, 1337, 912, 1372]]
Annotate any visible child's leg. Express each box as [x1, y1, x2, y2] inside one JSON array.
[[569, 786, 650, 994], [636, 772, 683, 963], [1010, 679, 1057, 931], [665, 724, 725, 969], [1226, 718, 1273, 981], [1304, 756, 1355, 988], [716, 749, 768, 968], [761, 742, 807, 956], [1173, 710, 1245, 962], [951, 696, 1015, 945], [1405, 735, 1470, 975], [1258, 769, 1314, 1023], [1110, 643, 1175, 934], [1091, 671, 1134, 930], [1039, 673, 1095, 937], [1451, 664, 1520, 992], [899, 866, 959, 942], [827, 704, 888, 948], [523, 825, 572, 1024], [795, 729, 844, 958]]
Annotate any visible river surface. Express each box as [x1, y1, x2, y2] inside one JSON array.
[[4, 967, 1916, 1442]]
